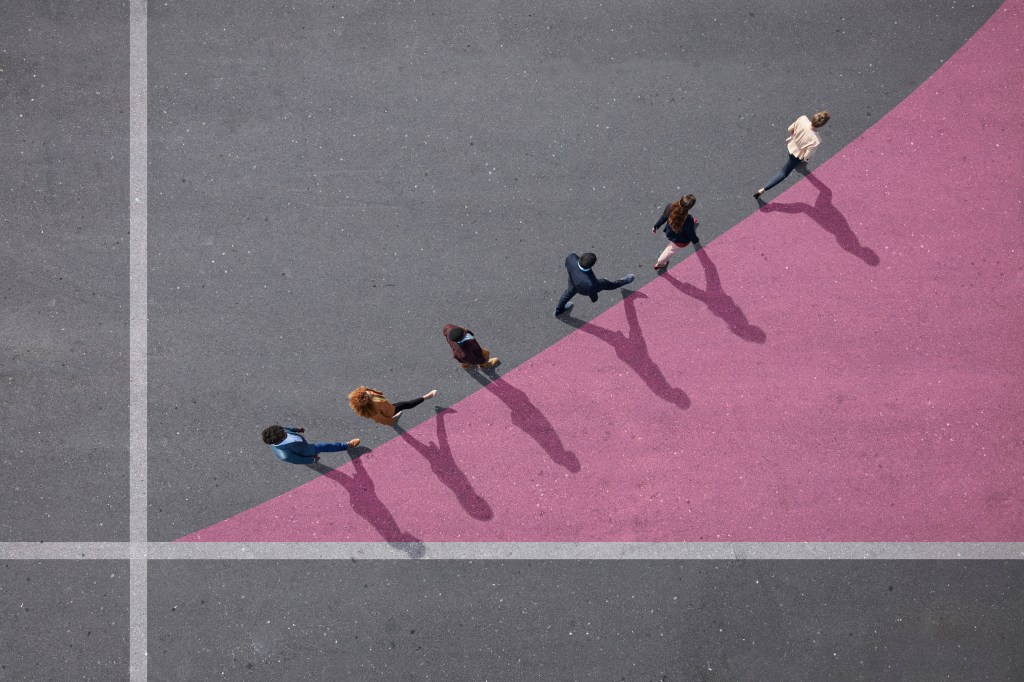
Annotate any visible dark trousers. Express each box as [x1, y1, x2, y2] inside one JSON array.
[[555, 277, 631, 314], [763, 153, 804, 192], [392, 397, 425, 412]]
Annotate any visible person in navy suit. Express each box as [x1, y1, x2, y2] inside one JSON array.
[[261, 425, 360, 465], [554, 252, 634, 317]]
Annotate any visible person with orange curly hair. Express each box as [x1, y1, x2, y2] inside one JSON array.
[[347, 386, 438, 427]]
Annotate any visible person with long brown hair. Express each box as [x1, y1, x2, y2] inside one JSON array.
[[347, 386, 438, 427], [652, 194, 699, 270]]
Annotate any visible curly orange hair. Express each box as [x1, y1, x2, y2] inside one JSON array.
[[347, 386, 379, 418]]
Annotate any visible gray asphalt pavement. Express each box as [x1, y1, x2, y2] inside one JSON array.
[[146, 0, 1002, 539], [149, 560, 1024, 681], [1, 0, 129, 541], [1, 1, 1018, 680]]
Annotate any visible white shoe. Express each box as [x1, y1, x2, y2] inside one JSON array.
[[424, 389, 438, 400]]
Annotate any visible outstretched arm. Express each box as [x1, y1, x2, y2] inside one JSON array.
[[653, 204, 669, 231]]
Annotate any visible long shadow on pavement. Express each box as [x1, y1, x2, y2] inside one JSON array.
[[660, 246, 768, 344], [305, 456, 425, 558], [469, 369, 581, 473], [560, 290, 691, 411], [395, 406, 494, 521], [758, 171, 880, 266]]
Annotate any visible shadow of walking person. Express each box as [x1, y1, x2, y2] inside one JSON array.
[[469, 370, 581, 473], [660, 246, 768, 344], [305, 456, 425, 558], [759, 172, 881, 266], [395, 407, 494, 521], [560, 290, 691, 410]]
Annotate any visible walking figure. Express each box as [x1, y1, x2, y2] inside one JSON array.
[[261, 425, 360, 465], [754, 111, 830, 199], [348, 386, 438, 427], [554, 252, 635, 317], [653, 194, 699, 270], [443, 324, 500, 369]]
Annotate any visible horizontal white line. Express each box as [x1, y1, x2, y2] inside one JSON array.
[[2, 542, 1023, 561], [0, 543, 131, 560]]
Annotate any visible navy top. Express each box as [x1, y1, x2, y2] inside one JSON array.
[[654, 204, 699, 245], [565, 253, 602, 297]]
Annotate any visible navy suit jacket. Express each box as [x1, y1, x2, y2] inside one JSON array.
[[565, 253, 602, 300], [270, 427, 319, 465]]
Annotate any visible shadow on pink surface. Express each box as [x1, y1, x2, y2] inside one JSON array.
[[396, 407, 494, 521], [759, 172, 881, 266], [560, 290, 692, 410], [660, 246, 768, 344], [468, 371, 581, 472], [305, 458, 425, 557]]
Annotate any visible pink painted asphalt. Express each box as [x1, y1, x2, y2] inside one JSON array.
[[183, 2, 1024, 542]]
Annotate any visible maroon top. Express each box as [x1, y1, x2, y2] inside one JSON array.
[[442, 324, 487, 365]]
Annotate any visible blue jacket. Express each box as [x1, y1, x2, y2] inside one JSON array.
[[270, 427, 325, 465]]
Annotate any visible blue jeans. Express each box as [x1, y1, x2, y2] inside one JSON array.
[[763, 153, 803, 192], [311, 442, 350, 454]]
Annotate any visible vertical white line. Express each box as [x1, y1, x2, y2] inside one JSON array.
[[129, 0, 148, 680]]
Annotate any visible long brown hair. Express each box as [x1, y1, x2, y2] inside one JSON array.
[[668, 194, 697, 232]]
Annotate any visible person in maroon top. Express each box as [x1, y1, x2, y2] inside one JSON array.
[[443, 324, 500, 369]]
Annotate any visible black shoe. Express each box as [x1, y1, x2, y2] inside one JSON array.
[[555, 302, 574, 317]]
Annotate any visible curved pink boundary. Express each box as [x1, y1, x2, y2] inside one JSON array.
[[182, 1, 1024, 542]]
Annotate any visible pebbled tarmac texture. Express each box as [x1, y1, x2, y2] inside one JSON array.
[[147, 0, 1004, 540], [2, 1, 1022, 680], [148, 560, 1024, 681], [0, 560, 129, 681], [0, 0, 129, 541]]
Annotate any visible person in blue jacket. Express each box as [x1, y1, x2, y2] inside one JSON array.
[[261, 425, 360, 464]]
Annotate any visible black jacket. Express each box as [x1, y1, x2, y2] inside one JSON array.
[[565, 253, 602, 299], [654, 204, 699, 245]]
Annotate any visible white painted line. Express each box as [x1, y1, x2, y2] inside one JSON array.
[[143, 542, 1024, 560], [6, 542, 1022, 561], [129, 1, 148, 680], [0, 543, 132, 560]]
